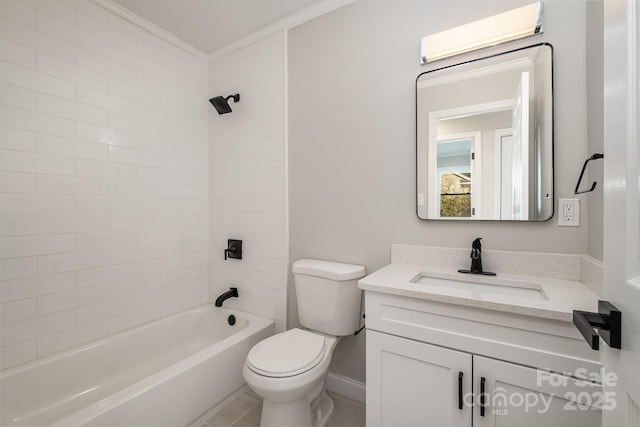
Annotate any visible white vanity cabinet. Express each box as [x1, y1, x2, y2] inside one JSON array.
[[367, 330, 472, 427], [364, 292, 602, 427], [472, 356, 602, 427]]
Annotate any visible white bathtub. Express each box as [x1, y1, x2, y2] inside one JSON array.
[[0, 305, 274, 426]]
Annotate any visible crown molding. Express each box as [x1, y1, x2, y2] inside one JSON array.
[[417, 57, 533, 89], [90, 0, 208, 60], [208, 0, 355, 61]]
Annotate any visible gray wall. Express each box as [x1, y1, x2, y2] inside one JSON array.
[[586, 0, 604, 260], [288, 0, 588, 383]]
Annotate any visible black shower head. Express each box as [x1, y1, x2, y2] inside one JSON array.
[[209, 94, 240, 114]]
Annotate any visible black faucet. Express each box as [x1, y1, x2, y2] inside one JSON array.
[[458, 238, 496, 276], [215, 287, 238, 307]]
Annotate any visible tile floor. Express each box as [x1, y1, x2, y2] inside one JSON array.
[[199, 388, 365, 427]]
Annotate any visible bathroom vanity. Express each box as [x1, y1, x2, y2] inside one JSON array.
[[359, 248, 603, 427]]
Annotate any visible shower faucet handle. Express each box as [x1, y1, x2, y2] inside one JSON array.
[[224, 239, 242, 260]]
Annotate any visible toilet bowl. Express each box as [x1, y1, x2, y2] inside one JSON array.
[[243, 329, 339, 427], [242, 259, 366, 427]]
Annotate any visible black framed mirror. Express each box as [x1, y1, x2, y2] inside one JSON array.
[[417, 43, 553, 221]]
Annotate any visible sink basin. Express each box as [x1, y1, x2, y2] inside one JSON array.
[[411, 274, 548, 301]]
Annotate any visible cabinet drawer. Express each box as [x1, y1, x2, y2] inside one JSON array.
[[365, 291, 601, 378]]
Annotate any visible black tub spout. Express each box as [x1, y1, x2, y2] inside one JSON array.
[[215, 287, 238, 307]]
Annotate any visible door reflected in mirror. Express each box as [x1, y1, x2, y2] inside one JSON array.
[[417, 44, 553, 221], [437, 135, 474, 218]]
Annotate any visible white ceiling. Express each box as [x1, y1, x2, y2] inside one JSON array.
[[111, 0, 329, 53]]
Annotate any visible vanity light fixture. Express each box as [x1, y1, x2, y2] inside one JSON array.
[[420, 1, 543, 64]]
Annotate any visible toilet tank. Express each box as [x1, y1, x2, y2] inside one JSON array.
[[292, 259, 366, 336]]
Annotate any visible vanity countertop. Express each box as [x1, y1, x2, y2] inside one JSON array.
[[358, 263, 600, 322]]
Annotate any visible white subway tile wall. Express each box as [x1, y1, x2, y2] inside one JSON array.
[[209, 32, 287, 333], [0, 0, 209, 370]]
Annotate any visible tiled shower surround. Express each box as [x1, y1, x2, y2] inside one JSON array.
[[208, 32, 287, 333], [0, 0, 209, 369]]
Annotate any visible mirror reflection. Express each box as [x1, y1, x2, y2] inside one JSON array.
[[417, 44, 553, 221]]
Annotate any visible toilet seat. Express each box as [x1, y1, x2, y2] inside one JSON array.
[[246, 328, 325, 378]]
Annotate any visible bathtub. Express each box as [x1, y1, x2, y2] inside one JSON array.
[[0, 305, 274, 426]]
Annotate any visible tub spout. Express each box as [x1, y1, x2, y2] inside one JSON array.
[[215, 287, 238, 307]]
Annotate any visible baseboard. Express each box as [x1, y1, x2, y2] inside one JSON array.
[[326, 372, 366, 404]]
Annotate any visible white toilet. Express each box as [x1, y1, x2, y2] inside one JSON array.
[[242, 259, 366, 427]]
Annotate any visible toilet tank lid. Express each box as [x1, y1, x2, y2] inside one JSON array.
[[292, 259, 366, 281]]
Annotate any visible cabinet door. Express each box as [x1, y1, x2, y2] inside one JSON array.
[[366, 330, 472, 427], [473, 356, 602, 427]]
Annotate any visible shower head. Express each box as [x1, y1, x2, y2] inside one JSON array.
[[209, 94, 240, 114]]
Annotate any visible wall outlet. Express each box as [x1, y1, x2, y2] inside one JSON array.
[[558, 198, 580, 226]]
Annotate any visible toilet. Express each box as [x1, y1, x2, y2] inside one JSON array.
[[242, 259, 366, 427]]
